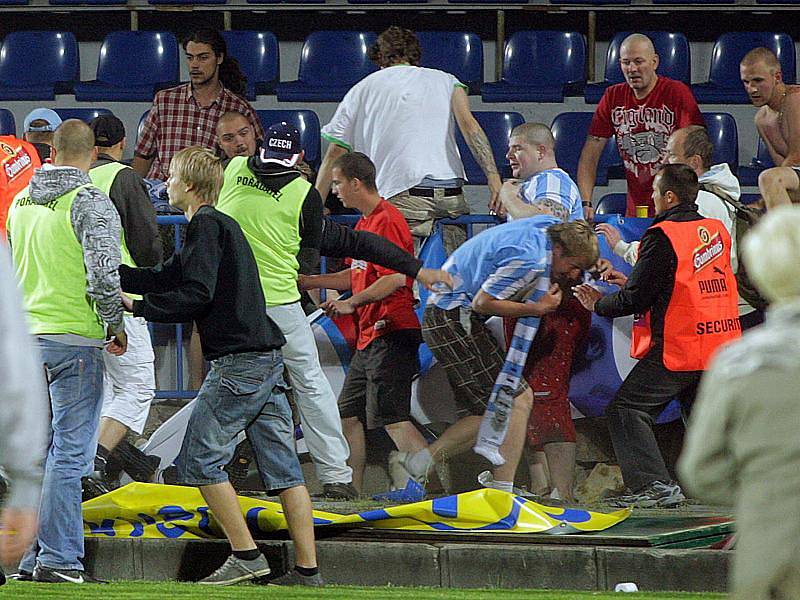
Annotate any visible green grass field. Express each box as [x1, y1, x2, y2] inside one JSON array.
[[2, 581, 727, 599]]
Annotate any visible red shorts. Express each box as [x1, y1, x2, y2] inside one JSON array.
[[504, 298, 591, 449]]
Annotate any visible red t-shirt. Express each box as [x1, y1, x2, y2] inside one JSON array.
[[589, 76, 703, 216], [0, 136, 41, 238], [348, 199, 419, 350]]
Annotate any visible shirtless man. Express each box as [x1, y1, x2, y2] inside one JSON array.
[[741, 47, 800, 209]]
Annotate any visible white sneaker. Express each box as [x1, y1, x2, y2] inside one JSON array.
[[388, 451, 425, 490]]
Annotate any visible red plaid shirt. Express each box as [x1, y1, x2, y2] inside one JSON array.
[[135, 83, 264, 181]]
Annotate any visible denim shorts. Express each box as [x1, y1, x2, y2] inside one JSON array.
[[176, 350, 305, 491]]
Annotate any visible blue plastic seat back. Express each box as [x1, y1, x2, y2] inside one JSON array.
[[595, 193, 627, 215], [709, 32, 795, 88], [297, 31, 377, 87], [738, 137, 775, 186], [703, 112, 738, 172], [138, 110, 150, 142], [550, 112, 620, 186], [0, 31, 79, 91], [221, 31, 279, 95], [455, 111, 524, 185], [95, 31, 179, 88], [602, 31, 689, 85], [257, 110, 321, 168], [0, 109, 15, 135], [54, 108, 113, 123], [554, 0, 630, 3], [752, 137, 775, 169], [501, 31, 586, 89], [416, 31, 483, 93]]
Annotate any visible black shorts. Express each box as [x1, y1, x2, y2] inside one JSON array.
[[337, 329, 421, 429]]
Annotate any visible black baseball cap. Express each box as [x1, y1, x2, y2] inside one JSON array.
[[258, 122, 302, 167], [89, 115, 126, 147]]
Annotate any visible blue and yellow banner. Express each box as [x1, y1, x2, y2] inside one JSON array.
[[84, 483, 630, 539]]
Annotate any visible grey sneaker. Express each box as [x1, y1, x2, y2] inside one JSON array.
[[608, 480, 686, 508], [268, 568, 323, 587], [198, 554, 271, 586]]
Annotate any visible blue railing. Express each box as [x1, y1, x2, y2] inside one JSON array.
[[151, 213, 502, 399]]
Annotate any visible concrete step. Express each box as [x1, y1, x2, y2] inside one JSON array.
[[83, 536, 729, 592]]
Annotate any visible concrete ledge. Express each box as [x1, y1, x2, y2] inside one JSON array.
[[597, 547, 729, 592], [442, 543, 598, 590], [83, 537, 729, 591]]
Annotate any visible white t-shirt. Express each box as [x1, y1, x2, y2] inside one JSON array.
[[321, 65, 468, 199]]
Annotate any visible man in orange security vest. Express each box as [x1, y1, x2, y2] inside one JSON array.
[[573, 163, 740, 508], [0, 136, 41, 238]]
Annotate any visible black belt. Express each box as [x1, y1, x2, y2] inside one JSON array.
[[408, 186, 463, 198]]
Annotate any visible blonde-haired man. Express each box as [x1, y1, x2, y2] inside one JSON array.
[[120, 147, 321, 587]]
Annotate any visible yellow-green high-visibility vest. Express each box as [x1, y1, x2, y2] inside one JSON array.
[[8, 183, 105, 339], [217, 156, 310, 306]]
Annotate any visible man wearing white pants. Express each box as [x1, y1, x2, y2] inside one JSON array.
[[86, 116, 162, 492], [217, 123, 355, 499]]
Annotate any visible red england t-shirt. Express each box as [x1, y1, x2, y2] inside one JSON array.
[[348, 199, 420, 350], [589, 76, 703, 216]]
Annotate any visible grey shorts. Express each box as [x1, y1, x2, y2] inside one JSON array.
[[387, 188, 469, 255], [176, 350, 305, 492]]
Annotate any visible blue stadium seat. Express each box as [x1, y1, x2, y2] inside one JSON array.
[[455, 111, 524, 185], [550, 112, 621, 186], [417, 32, 483, 95], [221, 31, 279, 99], [449, 0, 525, 5], [138, 110, 150, 142], [692, 32, 796, 104], [257, 110, 321, 168], [149, 0, 224, 3], [0, 31, 79, 100], [553, 0, 630, 3], [740, 193, 761, 205], [595, 193, 627, 215], [585, 31, 690, 103], [247, 0, 323, 4], [0, 109, 15, 136], [482, 31, 586, 102], [739, 138, 775, 186], [74, 31, 180, 102], [653, 0, 731, 3], [276, 31, 377, 102], [0, 0, 28, 5], [50, 0, 125, 4], [349, 0, 425, 4], [54, 108, 113, 123], [703, 112, 738, 173]]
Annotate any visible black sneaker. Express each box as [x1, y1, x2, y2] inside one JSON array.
[[7, 570, 32, 582], [315, 482, 358, 501], [608, 480, 686, 508], [33, 565, 108, 584], [267, 568, 323, 587]]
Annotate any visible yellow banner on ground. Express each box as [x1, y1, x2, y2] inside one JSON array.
[[83, 483, 630, 539]]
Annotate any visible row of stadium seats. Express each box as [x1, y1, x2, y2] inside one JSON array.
[[0, 29, 796, 103], [0, 106, 773, 186]]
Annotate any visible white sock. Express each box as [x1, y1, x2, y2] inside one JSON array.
[[406, 448, 432, 478], [491, 480, 514, 493]]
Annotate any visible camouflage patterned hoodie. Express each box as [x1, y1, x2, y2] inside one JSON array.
[[10, 165, 124, 338]]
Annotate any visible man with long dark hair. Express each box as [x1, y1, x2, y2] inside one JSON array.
[[133, 27, 264, 181]]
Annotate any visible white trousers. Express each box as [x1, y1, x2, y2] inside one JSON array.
[[101, 315, 156, 435], [266, 302, 352, 485]]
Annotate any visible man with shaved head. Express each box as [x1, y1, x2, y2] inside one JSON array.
[[578, 33, 703, 218], [7, 119, 125, 583], [740, 47, 800, 210], [216, 111, 259, 160]]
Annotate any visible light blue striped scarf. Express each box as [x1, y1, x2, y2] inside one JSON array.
[[473, 272, 551, 465]]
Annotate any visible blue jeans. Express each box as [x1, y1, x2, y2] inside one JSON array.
[[177, 350, 305, 492], [19, 339, 104, 572]]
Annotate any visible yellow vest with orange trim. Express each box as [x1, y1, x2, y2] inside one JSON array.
[[631, 218, 740, 371]]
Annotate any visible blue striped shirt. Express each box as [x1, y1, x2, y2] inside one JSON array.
[[430, 215, 557, 310], [509, 168, 583, 223]]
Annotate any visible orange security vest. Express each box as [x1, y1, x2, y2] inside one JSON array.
[[0, 136, 41, 238], [631, 218, 740, 371]]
